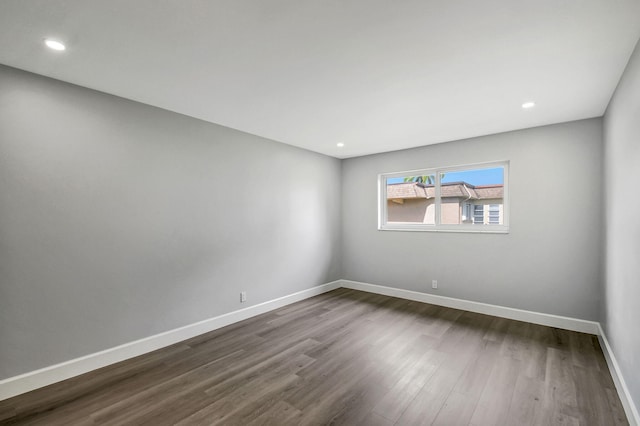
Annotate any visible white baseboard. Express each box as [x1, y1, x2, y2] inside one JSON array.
[[339, 280, 600, 334], [3, 278, 636, 426], [597, 325, 640, 426], [0, 280, 341, 401]]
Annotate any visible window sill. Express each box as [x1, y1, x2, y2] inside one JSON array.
[[378, 225, 509, 234]]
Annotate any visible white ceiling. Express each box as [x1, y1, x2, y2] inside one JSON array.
[[1, 1, 639, 158]]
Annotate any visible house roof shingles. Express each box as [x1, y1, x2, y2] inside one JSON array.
[[387, 182, 503, 200]]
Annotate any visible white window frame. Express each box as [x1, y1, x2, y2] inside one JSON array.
[[378, 160, 509, 233]]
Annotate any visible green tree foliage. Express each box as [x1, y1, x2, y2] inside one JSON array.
[[403, 175, 435, 184]]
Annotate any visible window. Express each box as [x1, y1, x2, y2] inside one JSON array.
[[488, 204, 500, 224], [379, 161, 509, 233], [462, 203, 472, 222], [473, 205, 484, 224]]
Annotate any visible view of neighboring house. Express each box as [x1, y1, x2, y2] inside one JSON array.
[[387, 181, 504, 224]]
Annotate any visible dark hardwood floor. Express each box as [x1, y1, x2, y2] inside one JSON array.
[[0, 288, 628, 425]]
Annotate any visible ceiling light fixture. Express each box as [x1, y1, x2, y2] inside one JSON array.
[[522, 101, 536, 109], [44, 39, 66, 51], [336, 142, 345, 148]]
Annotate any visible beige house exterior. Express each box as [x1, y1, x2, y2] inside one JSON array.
[[387, 181, 504, 225]]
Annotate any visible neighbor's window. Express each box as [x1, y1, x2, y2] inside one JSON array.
[[379, 161, 509, 233], [473, 205, 484, 224]]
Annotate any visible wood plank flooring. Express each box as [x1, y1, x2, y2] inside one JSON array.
[[0, 288, 628, 425]]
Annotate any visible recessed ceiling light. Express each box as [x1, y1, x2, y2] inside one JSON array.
[[44, 39, 66, 51], [336, 142, 345, 148], [522, 101, 536, 109]]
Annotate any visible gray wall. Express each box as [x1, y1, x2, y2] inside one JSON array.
[[0, 65, 342, 379], [604, 38, 640, 412], [342, 119, 603, 321]]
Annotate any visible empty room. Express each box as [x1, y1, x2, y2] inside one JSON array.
[[1, 1, 639, 425]]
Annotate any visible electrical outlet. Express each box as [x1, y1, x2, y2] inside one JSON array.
[[240, 291, 247, 302], [431, 280, 438, 289]]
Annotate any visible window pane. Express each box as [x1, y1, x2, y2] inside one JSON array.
[[386, 174, 436, 224], [441, 167, 504, 225], [473, 205, 484, 224], [488, 204, 500, 224], [378, 161, 508, 233]]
